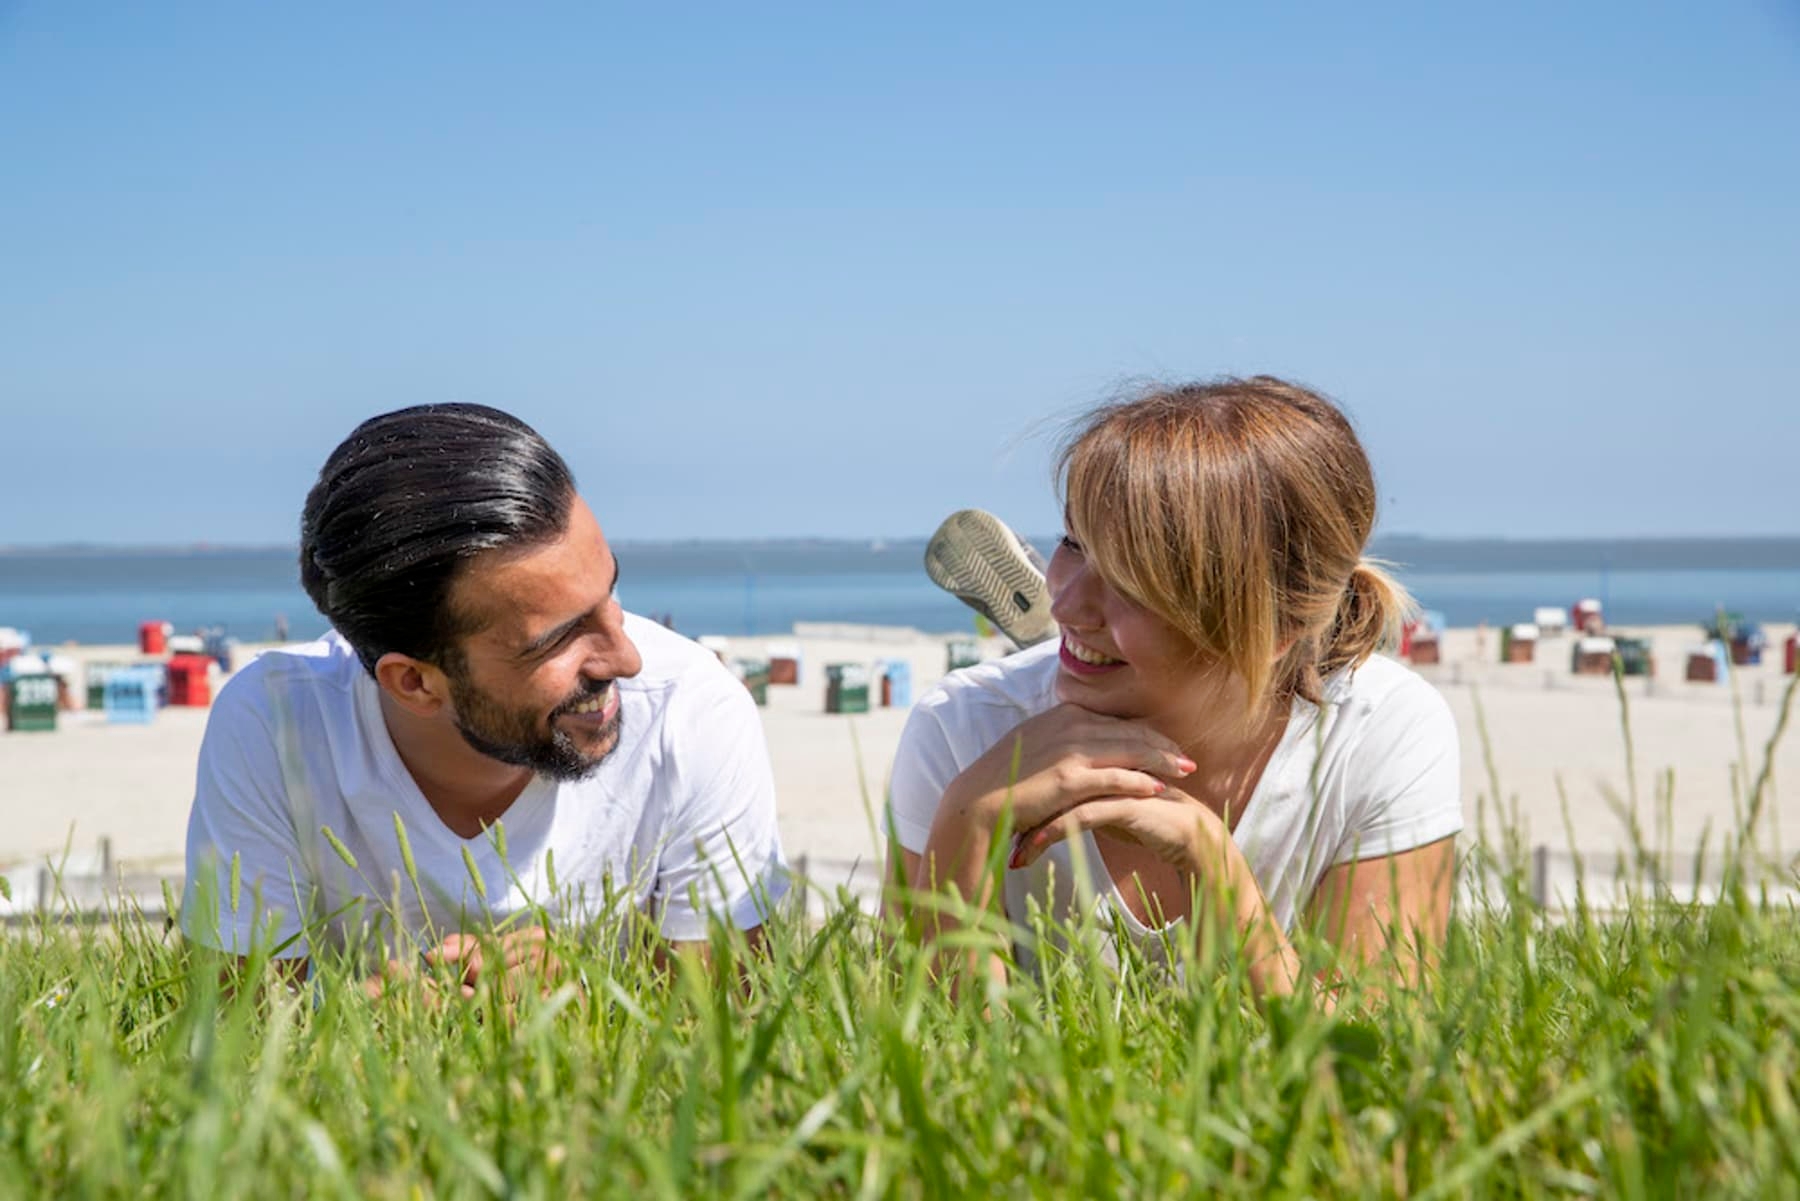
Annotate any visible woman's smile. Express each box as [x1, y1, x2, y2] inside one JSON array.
[[1058, 632, 1126, 675]]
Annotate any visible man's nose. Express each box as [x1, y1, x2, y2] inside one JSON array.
[[584, 649, 641, 682], [583, 619, 642, 681]]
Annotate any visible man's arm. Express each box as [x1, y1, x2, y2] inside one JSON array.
[[182, 680, 318, 966]]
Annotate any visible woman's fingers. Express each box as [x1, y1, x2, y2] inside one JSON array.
[[1073, 738, 1195, 782], [1012, 798, 1140, 868], [983, 768, 1144, 837], [1037, 711, 1196, 783], [1054, 705, 1190, 756], [1012, 790, 1225, 871], [1084, 766, 1168, 800]]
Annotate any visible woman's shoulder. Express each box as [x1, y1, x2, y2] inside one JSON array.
[[910, 639, 1061, 739], [888, 640, 1063, 849], [1321, 652, 1450, 726]]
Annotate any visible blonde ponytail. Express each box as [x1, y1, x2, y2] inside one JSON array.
[[1319, 559, 1415, 680]]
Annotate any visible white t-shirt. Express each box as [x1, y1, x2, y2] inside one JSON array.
[[182, 613, 788, 961], [888, 641, 1461, 970]]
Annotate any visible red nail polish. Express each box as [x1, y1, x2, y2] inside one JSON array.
[[1178, 758, 1197, 774]]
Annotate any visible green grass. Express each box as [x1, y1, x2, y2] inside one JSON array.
[[6, 663, 1799, 1199], [4, 846, 1800, 1200]]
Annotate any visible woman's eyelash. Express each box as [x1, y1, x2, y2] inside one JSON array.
[[1059, 535, 1082, 553]]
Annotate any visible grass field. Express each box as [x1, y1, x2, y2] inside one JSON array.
[[5, 676, 1800, 1199], [4, 842, 1800, 1200]]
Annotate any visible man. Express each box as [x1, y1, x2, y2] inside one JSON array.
[[182, 403, 788, 988]]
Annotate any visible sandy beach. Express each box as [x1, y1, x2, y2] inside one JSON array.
[[4, 620, 1798, 914]]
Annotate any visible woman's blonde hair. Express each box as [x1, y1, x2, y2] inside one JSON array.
[[1056, 375, 1414, 712]]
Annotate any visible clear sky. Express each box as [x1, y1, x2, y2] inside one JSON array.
[[2, 2, 1796, 545]]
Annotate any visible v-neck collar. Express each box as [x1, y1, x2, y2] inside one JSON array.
[[1081, 690, 1319, 937], [352, 668, 554, 850]]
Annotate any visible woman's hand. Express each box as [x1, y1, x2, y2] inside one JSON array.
[[1007, 782, 1227, 875], [908, 704, 1195, 974], [1007, 782, 1305, 1001], [938, 703, 1196, 841]]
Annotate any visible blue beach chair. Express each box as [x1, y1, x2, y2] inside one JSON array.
[[879, 659, 913, 708], [104, 666, 163, 724]]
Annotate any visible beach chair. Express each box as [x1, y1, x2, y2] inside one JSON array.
[[767, 641, 802, 686], [5, 674, 59, 732], [1684, 641, 1730, 684], [824, 664, 871, 714], [1571, 636, 1616, 676], [730, 657, 770, 706], [1501, 623, 1539, 664], [879, 659, 913, 707], [165, 654, 213, 707], [945, 637, 982, 672], [104, 667, 161, 724]]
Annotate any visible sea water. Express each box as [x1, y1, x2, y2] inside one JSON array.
[[1, 542, 1796, 647]]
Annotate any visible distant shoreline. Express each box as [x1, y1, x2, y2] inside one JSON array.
[[4, 535, 1799, 573]]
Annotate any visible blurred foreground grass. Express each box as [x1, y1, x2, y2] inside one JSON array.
[[4, 846, 1800, 1200]]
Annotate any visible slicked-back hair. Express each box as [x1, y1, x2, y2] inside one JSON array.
[[300, 403, 577, 674]]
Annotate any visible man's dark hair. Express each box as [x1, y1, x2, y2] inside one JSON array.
[[300, 403, 577, 674]]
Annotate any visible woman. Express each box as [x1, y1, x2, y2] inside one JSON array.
[[885, 377, 1462, 1001]]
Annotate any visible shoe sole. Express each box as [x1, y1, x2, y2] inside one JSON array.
[[923, 510, 1056, 648]]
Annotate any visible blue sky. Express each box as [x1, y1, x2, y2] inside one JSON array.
[[2, 2, 1796, 545]]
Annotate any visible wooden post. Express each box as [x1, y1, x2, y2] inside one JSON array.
[[1531, 845, 1550, 909]]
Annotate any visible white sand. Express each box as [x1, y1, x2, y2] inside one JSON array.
[[4, 622, 1798, 910]]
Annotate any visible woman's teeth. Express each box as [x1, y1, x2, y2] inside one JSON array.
[[566, 685, 613, 716], [1063, 637, 1121, 666]]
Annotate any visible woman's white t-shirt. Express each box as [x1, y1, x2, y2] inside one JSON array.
[[887, 641, 1462, 969]]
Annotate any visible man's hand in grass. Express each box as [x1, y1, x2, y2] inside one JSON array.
[[426, 927, 563, 1002], [362, 927, 562, 1004]]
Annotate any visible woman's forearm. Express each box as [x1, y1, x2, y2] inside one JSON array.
[[909, 786, 1015, 987], [913, 783, 1003, 921], [1189, 831, 1318, 1009]]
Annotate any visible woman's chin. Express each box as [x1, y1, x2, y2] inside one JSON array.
[[1054, 675, 1138, 717]]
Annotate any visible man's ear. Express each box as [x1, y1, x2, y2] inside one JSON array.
[[374, 652, 451, 717]]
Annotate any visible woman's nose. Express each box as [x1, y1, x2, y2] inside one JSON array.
[[1048, 555, 1101, 631]]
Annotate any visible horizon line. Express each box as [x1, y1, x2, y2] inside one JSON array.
[[5, 532, 1800, 556]]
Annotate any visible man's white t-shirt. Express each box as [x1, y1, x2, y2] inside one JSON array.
[[888, 641, 1461, 970], [182, 613, 789, 961]]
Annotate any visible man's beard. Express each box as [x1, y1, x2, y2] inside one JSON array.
[[446, 669, 623, 782]]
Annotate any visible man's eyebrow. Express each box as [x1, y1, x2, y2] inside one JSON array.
[[517, 552, 621, 659], [519, 614, 584, 659]]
